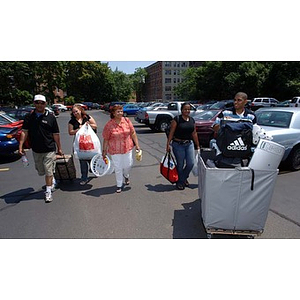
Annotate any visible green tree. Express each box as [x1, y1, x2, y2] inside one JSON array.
[[130, 67, 147, 101], [65, 61, 114, 103], [110, 70, 132, 102], [28, 61, 67, 104]]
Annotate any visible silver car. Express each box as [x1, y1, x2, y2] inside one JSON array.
[[255, 107, 300, 170]]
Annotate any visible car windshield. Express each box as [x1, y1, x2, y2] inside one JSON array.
[[256, 111, 292, 128], [0, 113, 18, 124], [210, 101, 233, 109], [194, 110, 220, 121]]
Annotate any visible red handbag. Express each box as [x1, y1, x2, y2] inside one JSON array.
[[160, 152, 178, 184]]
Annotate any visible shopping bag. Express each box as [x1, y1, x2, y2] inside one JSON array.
[[192, 151, 199, 176], [160, 151, 178, 184], [73, 124, 101, 160]]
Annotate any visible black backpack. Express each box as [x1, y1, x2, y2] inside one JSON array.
[[216, 121, 253, 158]]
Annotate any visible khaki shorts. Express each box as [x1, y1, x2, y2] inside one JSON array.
[[32, 151, 56, 177]]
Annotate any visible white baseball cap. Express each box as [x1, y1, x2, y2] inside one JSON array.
[[34, 94, 46, 102]]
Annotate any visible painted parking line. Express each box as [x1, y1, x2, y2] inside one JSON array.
[[0, 168, 10, 171]]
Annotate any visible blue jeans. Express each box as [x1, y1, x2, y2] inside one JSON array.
[[172, 141, 195, 185], [79, 159, 90, 181]]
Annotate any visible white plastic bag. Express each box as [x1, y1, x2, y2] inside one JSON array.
[[192, 150, 200, 176], [73, 124, 101, 160]]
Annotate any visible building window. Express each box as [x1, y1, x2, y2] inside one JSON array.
[[181, 62, 187, 67], [165, 78, 171, 83], [174, 70, 177, 75], [165, 94, 172, 100], [165, 70, 171, 75], [165, 86, 171, 91], [165, 62, 171, 67], [174, 78, 176, 83]]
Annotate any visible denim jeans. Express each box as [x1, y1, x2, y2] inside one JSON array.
[[79, 159, 90, 181], [172, 141, 195, 185]]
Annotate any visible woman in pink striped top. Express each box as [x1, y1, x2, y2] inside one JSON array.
[[102, 105, 140, 193]]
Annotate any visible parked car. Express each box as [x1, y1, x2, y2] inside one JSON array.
[[52, 103, 68, 112], [0, 126, 20, 155], [108, 101, 126, 111], [2, 107, 33, 120], [251, 97, 279, 111], [277, 100, 291, 107], [91, 103, 101, 109], [122, 104, 141, 117], [289, 96, 300, 107], [196, 103, 214, 111], [74, 103, 88, 110], [135, 103, 167, 124], [255, 107, 300, 170], [194, 110, 222, 147], [0, 111, 24, 129], [209, 100, 234, 110], [0, 111, 25, 150]]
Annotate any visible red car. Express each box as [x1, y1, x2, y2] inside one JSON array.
[[194, 110, 222, 147], [0, 111, 30, 148]]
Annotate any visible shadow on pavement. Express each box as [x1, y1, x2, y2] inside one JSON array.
[[82, 185, 130, 197], [145, 184, 176, 192], [172, 199, 207, 239], [0, 187, 44, 204], [145, 183, 198, 192]]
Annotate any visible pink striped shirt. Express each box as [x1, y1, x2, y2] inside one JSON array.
[[102, 117, 134, 155]]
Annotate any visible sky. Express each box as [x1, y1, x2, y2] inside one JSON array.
[[103, 61, 156, 74]]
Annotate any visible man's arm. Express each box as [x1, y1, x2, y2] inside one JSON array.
[[18, 130, 29, 155], [53, 133, 63, 155]]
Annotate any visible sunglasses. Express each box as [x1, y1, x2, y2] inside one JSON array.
[[34, 101, 46, 105]]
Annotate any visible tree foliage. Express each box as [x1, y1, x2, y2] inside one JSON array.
[[2, 61, 300, 107], [175, 61, 300, 101]]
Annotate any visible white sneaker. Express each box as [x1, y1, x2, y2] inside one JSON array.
[[51, 179, 57, 191], [45, 191, 53, 203]]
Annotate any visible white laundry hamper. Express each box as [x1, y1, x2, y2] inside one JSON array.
[[90, 154, 114, 177], [249, 139, 285, 170]]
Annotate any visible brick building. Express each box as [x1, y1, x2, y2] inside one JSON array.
[[143, 61, 203, 102]]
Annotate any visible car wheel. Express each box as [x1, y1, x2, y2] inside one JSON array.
[[61, 109, 66, 112], [288, 146, 300, 171], [158, 119, 170, 132]]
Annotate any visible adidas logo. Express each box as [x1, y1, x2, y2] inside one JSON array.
[[227, 137, 248, 151]]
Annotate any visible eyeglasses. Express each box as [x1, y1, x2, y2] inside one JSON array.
[[34, 101, 46, 105]]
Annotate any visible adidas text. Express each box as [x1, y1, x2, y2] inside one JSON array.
[[227, 145, 248, 151]]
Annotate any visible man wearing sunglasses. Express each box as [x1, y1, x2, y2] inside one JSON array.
[[19, 94, 63, 203]]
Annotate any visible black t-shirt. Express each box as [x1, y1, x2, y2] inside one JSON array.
[[68, 115, 91, 130], [22, 110, 60, 153], [173, 115, 195, 140], [68, 114, 97, 133]]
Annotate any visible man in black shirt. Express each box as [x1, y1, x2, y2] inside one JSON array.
[[19, 95, 63, 203]]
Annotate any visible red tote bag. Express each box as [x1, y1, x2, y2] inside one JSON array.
[[160, 152, 178, 184]]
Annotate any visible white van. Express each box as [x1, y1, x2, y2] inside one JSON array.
[[289, 96, 300, 107]]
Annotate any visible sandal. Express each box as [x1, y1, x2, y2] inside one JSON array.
[[176, 183, 185, 190], [124, 176, 130, 185]]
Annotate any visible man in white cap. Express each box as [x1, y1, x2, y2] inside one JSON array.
[[19, 94, 63, 203]]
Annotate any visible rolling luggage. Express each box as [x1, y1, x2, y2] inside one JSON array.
[[55, 154, 76, 180]]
